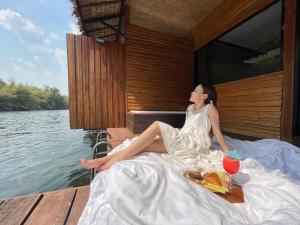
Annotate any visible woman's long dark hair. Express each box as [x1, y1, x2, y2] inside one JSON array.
[[202, 85, 217, 106]]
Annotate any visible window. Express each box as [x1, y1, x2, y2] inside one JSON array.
[[195, 1, 283, 85]]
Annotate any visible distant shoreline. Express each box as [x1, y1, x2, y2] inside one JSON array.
[[0, 109, 68, 112], [0, 80, 68, 111]]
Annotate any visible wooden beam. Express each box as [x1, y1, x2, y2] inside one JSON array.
[[90, 33, 117, 39], [192, 0, 273, 51], [82, 13, 124, 24], [75, 0, 86, 33], [117, 0, 125, 40], [80, 1, 121, 8], [86, 25, 118, 34], [281, 0, 297, 142], [99, 19, 124, 37], [124, 4, 130, 25]]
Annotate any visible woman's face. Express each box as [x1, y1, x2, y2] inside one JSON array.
[[189, 85, 207, 103]]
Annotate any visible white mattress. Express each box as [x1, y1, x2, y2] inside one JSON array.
[[78, 136, 300, 225]]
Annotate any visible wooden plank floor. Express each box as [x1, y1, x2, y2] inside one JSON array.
[[0, 128, 135, 225], [0, 185, 90, 225]]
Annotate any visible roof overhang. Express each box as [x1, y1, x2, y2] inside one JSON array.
[[71, 0, 125, 41], [70, 0, 224, 41]]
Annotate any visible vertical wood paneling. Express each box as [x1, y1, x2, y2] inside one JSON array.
[[281, 0, 297, 141], [118, 45, 126, 126], [66, 34, 77, 129], [88, 38, 96, 129], [66, 34, 125, 129], [112, 43, 119, 127], [126, 24, 194, 111], [94, 43, 102, 128], [75, 36, 83, 128], [82, 36, 90, 129], [100, 45, 108, 128], [192, 0, 272, 51], [106, 42, 113, 127], [215, 71, 283, 139]]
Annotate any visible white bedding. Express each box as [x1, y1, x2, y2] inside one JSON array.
[[78, 136, 300, 225]]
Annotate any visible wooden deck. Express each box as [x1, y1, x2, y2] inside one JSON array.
[[0, 128, 135, 225], [0, 185, 90, 225], [0, 127, 260, 224]]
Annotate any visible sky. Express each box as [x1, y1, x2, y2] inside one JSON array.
[[0, 0, 81, 95]]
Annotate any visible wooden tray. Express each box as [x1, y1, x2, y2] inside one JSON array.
[[183, 171, 244, 204], [215, 183, 244, 203]]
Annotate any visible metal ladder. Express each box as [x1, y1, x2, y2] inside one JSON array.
[[90, 130, 112, 180]]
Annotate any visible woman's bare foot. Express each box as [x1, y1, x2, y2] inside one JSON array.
[[80, 155, 111, 171]]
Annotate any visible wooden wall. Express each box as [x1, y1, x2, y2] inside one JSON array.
[[125, 24, 194, 111], [281, 0, 297, 141], [192, 0, 272, 51], [191, 0, 297, 141], [66, 34, 125, 129], [215, 71, 283, 139]]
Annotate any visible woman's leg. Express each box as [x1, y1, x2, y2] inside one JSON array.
[[80, 138, 166, 170], [80, 121, 166, 170], [141, 138, 166, 153]]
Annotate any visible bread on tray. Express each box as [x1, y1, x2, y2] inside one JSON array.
[[183, 170, 229, 194]]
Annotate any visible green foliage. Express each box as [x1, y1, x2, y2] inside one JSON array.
[[0, 79, 68, 111]]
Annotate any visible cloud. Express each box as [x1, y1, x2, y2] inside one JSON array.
[[25, 42, 66, 69], [16, 57, 36, 67], [33, 55, 39, 61], [0, 9, 68, 94], [44, 38, 51, 46], [0, 9, 66, 71], [43, 33, 63, 46], [53, 48, 67, 71], [13, 65, 23, 73], [10, 57, 37, 77], [49, 33, 63, 41], [27, 42, 53, 54], [8, 68, 69, 95], [0, 9, 44, 37]]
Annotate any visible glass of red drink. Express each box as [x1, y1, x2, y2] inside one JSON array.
[[223, 154, 240, 192]]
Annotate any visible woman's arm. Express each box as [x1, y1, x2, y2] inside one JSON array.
[[207, 105, 229, 152]]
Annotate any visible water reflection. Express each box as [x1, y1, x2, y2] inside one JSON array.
[[0, 110, 99, 200], [67, 168, 91, 187]]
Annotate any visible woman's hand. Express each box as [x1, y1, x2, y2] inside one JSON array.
[[207, 105, 229, 152]]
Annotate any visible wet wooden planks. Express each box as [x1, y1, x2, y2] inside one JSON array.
[[0, 194, 42, 225], [66, 186, 90, 225], [0, 185, 90, 225]]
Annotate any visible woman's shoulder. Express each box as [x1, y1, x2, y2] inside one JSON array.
[[187, 104, 195, 111], [206, 103, 218, 114]]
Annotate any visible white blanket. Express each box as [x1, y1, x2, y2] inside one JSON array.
[[78, 136, 300, 225]]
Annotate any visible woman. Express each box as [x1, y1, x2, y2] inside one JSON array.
[[80, 84, 229, 171]]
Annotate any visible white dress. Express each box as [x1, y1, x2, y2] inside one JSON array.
[[158, 103, 212, 164]]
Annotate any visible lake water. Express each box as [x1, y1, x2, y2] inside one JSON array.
[[0, 110, 95, 200]]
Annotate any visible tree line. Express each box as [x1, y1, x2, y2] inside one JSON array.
[[0, 79, 68, 111]]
